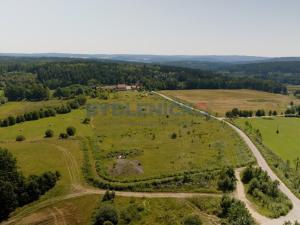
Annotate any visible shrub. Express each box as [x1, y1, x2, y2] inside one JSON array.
[[218, 167, 236, 192], [102, 190, 115, 202], [66, 126, 76, 136], [8, 116, 16, 126], [171, 132, 177, 139], [16, 135, 25, 142], [76, 95, 87, 105], [120, 203, 144, 224], [45, 129, 54, 138], [59, 133, 69, 139], [0, 97, 8, 104], [220, 196, 255, 225], [183, 214, 202, 225], [94, 205, 118, 225], [83, 118, 91, 124]]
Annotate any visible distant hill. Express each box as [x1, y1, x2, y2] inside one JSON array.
[[227, 61, 300, 74], [0, 53, 270, 63]]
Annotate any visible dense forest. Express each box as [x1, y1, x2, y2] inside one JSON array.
[[0, 57, 287, 101]]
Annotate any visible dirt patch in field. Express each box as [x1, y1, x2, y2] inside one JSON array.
[[110, 159, 144, 177]]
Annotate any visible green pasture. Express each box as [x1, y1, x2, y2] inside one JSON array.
[[236, 117, 300, 164]]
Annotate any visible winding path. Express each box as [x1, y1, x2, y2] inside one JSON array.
[[154, 91, 300, 225]]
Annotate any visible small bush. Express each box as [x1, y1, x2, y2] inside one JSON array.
[[102, 190, 115, 202], [171, 132, 177, 139], [94, 205, 118, 225], [66, 126, 76, 136], [120, 203, 144, 224], [218, 167, 236, 192], [45, 129, 54, 138], [183, 214, 202, 225], [59, 133, 69, 139], [83, 118, 91, 124], [16, 135, 25, 142]]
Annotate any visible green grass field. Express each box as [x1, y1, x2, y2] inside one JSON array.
[[97, 196, 220, 225], [0, 109, 93, 141], [235, 117, 300, 164], [10, 194, 220, 225], [1, 139, 84, 198], [91, 92, 254, 181], [160, 89, 300, 116], [0, 99, 66, 118]]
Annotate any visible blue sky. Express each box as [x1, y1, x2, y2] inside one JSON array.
[[1, 0, 299, 56]]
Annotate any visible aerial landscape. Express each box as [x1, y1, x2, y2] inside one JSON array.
[[1, 0, 300, 225]]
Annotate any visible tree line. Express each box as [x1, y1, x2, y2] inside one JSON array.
[[225, 108, 277, 118], [0, 95, 86, 127], [0, 58, 288, 102], [0, 148, 60, 221]]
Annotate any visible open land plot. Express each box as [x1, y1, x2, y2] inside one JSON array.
[[160, 89, 300, 116], [235, 117, 300, 164], [0, 99, 66, 118], [91, 91, 254, 181], [0, 109, 93, 141], [0, 139, 84, 199], [9, 194, 220, 225]]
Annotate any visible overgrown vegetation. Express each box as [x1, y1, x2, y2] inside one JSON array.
[[242, 166, 292, 218], [219, 195, 255, 225]]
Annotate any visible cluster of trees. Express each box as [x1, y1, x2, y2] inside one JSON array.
[[59, 126, 76, 139], [217, 167, 236, 192], [219, 195, 255, 225], [226, 108, 254, 118], [285, 102, 300, 116], [0, 96, 86, 128], [0, 148, 60, 221], [4, 83, 50, 101], [226, 108, 272, 118], [242, 166, 292, 217]]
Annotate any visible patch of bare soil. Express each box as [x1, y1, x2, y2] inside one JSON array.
[[110, 159, 144, 176]]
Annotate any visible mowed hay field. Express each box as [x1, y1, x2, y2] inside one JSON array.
[[91, 92, 254, 181], [235, 117, 300, 164], [160, 89, 300, 116]]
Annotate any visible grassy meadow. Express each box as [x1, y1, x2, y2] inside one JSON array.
[[10, 194, 221, 225], [91, 92, 254, 181], [0, 109, 93, 141], [160, 89, 300, 116], [235, 117, 300, 163], [1, 139, 84, 198], [0, 99, 66, 118]]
